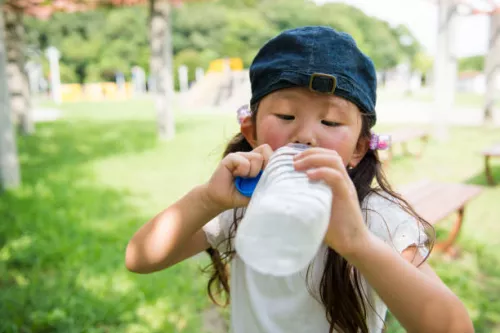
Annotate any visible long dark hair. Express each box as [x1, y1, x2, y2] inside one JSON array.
[[203, 103, 434, 333]]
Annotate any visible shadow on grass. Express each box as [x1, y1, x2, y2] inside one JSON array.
[[0, 119, 211, 333], [464, 165, 500, 187]]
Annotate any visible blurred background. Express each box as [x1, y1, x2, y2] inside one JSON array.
[[0, 0, 499, 332]]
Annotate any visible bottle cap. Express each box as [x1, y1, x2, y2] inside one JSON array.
[[235, 171, 263, 197]]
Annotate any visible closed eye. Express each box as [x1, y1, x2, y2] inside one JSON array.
[[275, 114, 295, 121], [321, 120, 341, 127]]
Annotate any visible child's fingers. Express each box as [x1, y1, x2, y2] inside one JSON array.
[[222, 153, 250, 176], [305, 167, 350, 195], [294, 150, 355, 198], [293, 147, 330, 160], [252, 144, 273, 168], [241, 152, 265, 177], [294, 152, 344, 171], [294, 151, 351, 183], [222, 152, 264, 178]]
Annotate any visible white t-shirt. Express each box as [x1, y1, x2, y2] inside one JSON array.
[[203, 192, 429, 333]]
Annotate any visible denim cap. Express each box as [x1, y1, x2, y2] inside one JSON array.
[[249, 26, 377, 126]]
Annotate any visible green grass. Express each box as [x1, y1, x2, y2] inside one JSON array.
[[1, 99, 500, 332]]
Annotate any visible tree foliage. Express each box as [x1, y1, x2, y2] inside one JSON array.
[[412, 51, 433, 75], [22, 0, 421, 85], [458, 55, 485, 72]]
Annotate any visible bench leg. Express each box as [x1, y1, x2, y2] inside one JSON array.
[[415, 135, 429, 158], [485, 156, 495, 186], [435, 207, 464, 256]]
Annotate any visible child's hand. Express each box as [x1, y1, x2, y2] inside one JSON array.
[[293, 147, 370, 256], [205, 144, 273, 211]]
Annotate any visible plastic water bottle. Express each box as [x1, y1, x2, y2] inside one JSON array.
[[234, 144, 333, 276]]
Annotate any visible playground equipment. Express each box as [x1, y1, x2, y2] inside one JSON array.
[[180, 57, 251, 111], [60, 82, 136, 102]]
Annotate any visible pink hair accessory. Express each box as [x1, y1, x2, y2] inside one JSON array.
[[237, 104, 251, 124], [370, 133, 391, 150]]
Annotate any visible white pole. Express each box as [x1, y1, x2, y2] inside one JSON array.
[[484, 12, 500, 123], [433, 0, 458, 141], [195, 67, 204, 82], [46, 46, 62, 105], [178, 65, 188, 92]]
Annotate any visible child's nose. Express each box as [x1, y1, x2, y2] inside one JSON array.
[[292, 126, 317, 147]]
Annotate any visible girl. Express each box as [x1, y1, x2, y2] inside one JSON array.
[[125, 26, 473, 333]]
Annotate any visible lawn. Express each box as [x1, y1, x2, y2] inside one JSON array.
[[1, 99, 499, 332]]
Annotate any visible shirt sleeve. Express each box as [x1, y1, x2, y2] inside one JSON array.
[[202, 209, 236, 252], [363, 192, 429, 257]]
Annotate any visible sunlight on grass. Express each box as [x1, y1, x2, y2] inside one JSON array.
[[90, 113, 239, 212]]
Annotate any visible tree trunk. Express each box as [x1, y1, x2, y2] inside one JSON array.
[[484, 13, 500, 124], [0, 8, 21, 190], [4, 9, 34, 135], [149, 0, 175, 141]]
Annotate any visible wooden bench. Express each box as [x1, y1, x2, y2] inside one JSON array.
[[384, 128, 429, 162], [398, 180, 483, 255], [482, 143, 500, 185]]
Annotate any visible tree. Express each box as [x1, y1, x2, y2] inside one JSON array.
[[2, 1, 89, 135], [458, 55, 485, 72], [3, 0, 191, 141], [391, 24, 422, 67], [23, 0, 414, 84], [3, 5, 34, 135], [0, 4, 21, 190], [150, 0, 175, 140], [96, 0, 188, 140], [0, 0, 186, 189]]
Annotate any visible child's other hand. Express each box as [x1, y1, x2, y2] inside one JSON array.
[[293, 147, 370, 256], [205, 144, 273, 211]]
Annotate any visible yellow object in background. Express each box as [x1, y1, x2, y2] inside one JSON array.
[[85, 83, 105, 101], [101, 82, 119, 99], [207, 58, 243, 73], [61, 82, 134, 102], [61, 84, 83, 102]]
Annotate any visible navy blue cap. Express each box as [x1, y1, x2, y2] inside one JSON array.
[[249, 26, 377, 126]]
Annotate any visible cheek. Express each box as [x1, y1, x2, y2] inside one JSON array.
[[257, 131, 287, 151], [255, 119, 289, 150], [319, 129, 358, 164]]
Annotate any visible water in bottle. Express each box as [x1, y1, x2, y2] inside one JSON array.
[[234, 143, 333, 276]]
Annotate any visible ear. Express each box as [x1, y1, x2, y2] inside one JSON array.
[[240, 116, 257, 148], [349, 136, 370, 168]]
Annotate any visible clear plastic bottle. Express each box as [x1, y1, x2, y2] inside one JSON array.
[[235, 144, 333, 276]]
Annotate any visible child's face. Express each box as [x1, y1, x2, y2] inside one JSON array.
[[244, 87, 366, 167]]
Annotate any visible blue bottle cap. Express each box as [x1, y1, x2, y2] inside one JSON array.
[[235, 171, 263, 197]]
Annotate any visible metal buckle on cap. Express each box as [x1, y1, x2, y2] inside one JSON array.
[[309, 73, 337, 95]]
